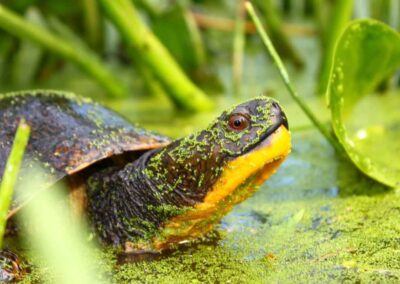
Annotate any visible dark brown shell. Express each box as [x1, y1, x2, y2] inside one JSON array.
[[0, 91, 170, 213]]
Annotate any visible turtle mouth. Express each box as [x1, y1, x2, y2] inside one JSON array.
[[148, 124, 291, 251], [254, 151, 288, 186], [242, 102, 289, 155], [150, 125, 291, 250], [243, 125, 291, 186]]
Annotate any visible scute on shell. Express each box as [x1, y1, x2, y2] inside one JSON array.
[[0, 90, 170, 217]]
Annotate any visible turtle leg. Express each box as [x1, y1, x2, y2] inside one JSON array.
[[0, 249, 24, 282]]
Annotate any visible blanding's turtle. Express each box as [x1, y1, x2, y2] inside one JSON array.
[[0, 91, 290, 281]]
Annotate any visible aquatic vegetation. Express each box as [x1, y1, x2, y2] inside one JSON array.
[[329, 20, 400, 187], [0, 1, 399, 282], [247, 2, 400, 188], [0, 120, 30, 248]]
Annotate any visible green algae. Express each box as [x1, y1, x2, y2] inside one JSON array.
[[4, 93, 398, 283], [142, 96, 276, 194], [115, 129, 399, 283], [19, 128, 400, 283], [132, 97, 280, 245], [1, 89, 94, 105]]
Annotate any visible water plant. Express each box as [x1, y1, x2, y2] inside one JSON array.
[[0, 1, 399, 282], [246, 2, 400, 188], [0, 119, 30, 248]]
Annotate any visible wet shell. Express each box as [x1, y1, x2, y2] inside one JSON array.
[[0, 90, 170, 215]]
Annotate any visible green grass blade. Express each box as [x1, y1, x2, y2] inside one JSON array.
[[0, 119, 30, 248], [82, 0, 103, 48], [0, 4, 125, 98], [255, 0, 304, 68], [12, 8, 43, 87], [20, 175, 104, 283], [317, 0, 353, 96], [245, 2, 345, 155], [232, 0, 246, 97], [100, 0, 213, 112]]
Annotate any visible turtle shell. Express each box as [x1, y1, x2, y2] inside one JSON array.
[[0, 91, 170, 216]]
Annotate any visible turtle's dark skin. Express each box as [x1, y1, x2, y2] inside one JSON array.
[[0, 90, 291, 281]]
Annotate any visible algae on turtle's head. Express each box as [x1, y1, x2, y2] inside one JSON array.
[[113, 130, 398, 283], [137, 97, 290, 249], [19, 129, 400, 283], [85, 96, 290, 251], [143, 96, 280, 194]]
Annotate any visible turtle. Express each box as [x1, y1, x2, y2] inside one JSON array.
[[0, 90, 291, 281]]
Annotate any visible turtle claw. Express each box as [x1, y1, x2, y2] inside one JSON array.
[[0, 250, 24, 282], [117, 250, 162, 263], [118, 242, 162, 263]]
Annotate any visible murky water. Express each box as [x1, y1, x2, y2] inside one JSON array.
[[19, 129, 399, 283]]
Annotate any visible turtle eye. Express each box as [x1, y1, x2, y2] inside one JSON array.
[[228, 114, 250, 131]]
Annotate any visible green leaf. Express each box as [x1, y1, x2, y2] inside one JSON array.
[[328, 19, 400, 188]]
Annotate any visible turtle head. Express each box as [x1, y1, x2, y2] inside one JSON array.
[[143, 96, 291, 250], [207, 95, 289, 157], [197, 96, 291, 201]]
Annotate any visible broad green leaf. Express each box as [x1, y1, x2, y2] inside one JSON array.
[[329, 19, 400, 188]]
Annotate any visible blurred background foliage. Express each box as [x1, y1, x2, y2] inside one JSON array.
[[0, 0, 399, 205], [0, 0, 400, 116], [1, 1, 400, 282], [0, 0, 400, 137], [0, 1, 399, 194], [0, 0, 398, 131]]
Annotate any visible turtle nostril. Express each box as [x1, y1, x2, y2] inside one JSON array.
[[281, 112, 289, 129], [271, 102, 289, 130], [271, 102, 280, 110]]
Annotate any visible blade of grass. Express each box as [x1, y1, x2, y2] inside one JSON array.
[[255, 0, 304, 68], [133, 0, 161, 19], [317, 0, 353, 95], [20, 174, 104, 284], [0, 119, 30, 248], [232, 0, 246, 97], [0, 4, 125, 98], [82, 0, 103, 49], [99, 0, 213, 112], [312, 0, 328, 45], [13, 8, 43, 86], [245, 2, 345, 155]]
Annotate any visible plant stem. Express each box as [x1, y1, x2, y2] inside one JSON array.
[[245, 2, 345, 154], [192, 12, 316, 36], [0, 119, 30, 248], [0, 4, 124, 97], [100, 0, 213, 112]]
